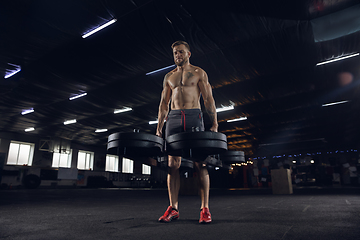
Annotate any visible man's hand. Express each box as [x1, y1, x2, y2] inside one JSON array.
[[156, 130, 162, 137], [209, 125, 218, 132]]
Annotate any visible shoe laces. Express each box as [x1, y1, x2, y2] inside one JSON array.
[[166, 207, 173, 215], [202, 208, 210, 217]]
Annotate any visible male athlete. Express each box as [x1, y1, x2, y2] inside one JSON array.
[[156, 41, 218, 223]]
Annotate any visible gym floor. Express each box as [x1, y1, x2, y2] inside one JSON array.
[[0, 187, 359, 240]]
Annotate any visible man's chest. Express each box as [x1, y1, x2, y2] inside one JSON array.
[[168, 71, 199, 88]]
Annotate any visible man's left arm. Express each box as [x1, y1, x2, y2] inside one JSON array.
[[198, 70, 218, 132]]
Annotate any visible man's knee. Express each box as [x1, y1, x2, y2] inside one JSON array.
[[194, 161, 207, 170], [168, 156, 181, 170]]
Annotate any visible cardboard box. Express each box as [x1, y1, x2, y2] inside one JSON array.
[[271, 169, 293, 194]]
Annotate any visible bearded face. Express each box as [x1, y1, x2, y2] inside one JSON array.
[[173, 44, 191, 66]]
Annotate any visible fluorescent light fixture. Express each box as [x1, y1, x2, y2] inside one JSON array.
[[114, 107, 132, 114], [227, 117, 247, 122], [21, 108, 34, 115], [146, 65, 176, 75], [25, 127, 35, 132], [322, 100, 349, 107], [82, 19, 117, 38], [4, 63, 21, 79], [149, 119, 166, 125], [69, 92, 87, 100], [216, 105, 234, 113], [95, 129, 108, 133], [64, 119, 77, 125], [316, 53, 359, 66]]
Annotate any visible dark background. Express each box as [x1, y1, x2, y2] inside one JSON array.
[[1, 0, 360, 158]]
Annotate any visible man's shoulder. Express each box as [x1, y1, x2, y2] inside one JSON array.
[[164, 69, 176, 79], [190, 64, 203, 71], [190, 65, 206, 74], [189, 65, 207, 80]]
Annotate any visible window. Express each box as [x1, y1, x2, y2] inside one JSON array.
[[122, 157, 133, 174], [142, 164, 151, 175], [52, 150, 72, 168], [77, 151, 94, 170], [7, 141, 35, 166], [106, 154, 119, 172]]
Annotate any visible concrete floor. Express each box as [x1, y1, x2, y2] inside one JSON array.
[[0, 187, 359, 240]]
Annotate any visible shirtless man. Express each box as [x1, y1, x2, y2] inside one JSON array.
[[156, 41, 218, 223]]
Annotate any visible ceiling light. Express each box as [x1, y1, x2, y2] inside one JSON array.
[[64, 119, 77, 125], [4, 63, 21, 79], [316, 53, 359, 66], [95, 129, 108, 133], [146, 65, 176, 75], [21, 108, 34, 115], [322, 100, 349, 107], [25, 127, 35, 132], [114, 107, 132, 114], [216, 105, 234, 113], [82, 19, 117, 38], [149, 119, 166, 125], [69, 92, 87, 100], [227, 116, 247, 122]]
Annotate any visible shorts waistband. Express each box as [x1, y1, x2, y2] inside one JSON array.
[[168, 109, 202, 116]]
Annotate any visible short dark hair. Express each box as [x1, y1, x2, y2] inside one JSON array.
[[171, 41, 190, 51]]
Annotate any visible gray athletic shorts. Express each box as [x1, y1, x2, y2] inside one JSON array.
[[165, 109, 205, 140]]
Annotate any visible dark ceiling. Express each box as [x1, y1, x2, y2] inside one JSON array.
[[1, 0, 360, 157]]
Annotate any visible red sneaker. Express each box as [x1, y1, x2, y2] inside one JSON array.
[[158, 206, 179, 222], [199, 207, 212, 223]]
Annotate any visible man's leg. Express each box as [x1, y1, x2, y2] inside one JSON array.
[[194, 162, 210, 209], [168, 155, 181, 210], [158, 155, 181, 222], [195, 162, 212, 223]]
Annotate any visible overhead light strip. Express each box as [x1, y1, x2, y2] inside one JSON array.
[[227, 117, 247, 122], [95, 129, 108, 133], [322, 100, 349, 107], [25, 127, 35, 132], [149, 120, 158, 125], [64, 119, 77, 125], [4, 63, 21, 79], [316, 53, 359, 66], [149, 119, 166, 125], [21, 108, 34, 115], [146, 65, 176, 75], [216, 105, 234, 113], [114, 107, 132, 114], [69, 93, 87, 101], [82, 19, 117, 39]]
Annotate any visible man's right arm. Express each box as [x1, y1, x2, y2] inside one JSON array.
[[156, 73, 172, 137]]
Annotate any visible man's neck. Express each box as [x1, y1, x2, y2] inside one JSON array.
[[176, 62, 191, 71]]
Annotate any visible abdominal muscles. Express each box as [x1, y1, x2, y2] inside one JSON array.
[[171, 85, 201, 110]]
